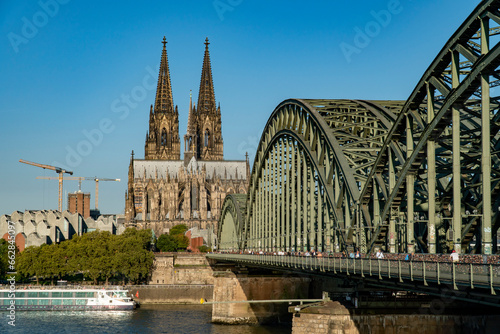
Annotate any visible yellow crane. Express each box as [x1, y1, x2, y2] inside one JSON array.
[[20, 159, 73, 212], [35, 176, 120, 210]]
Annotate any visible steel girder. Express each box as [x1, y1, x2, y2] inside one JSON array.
[[361, 0, 500, 255], [218, 99, 403, 252], [218, 194, 247, 251], [218, 0, 500, 255]]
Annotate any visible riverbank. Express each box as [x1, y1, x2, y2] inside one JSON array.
[[127, 284, 213, 304]]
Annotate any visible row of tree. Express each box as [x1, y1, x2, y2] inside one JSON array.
[[15, 228, 155, 285], [156, 224, 190, 252]]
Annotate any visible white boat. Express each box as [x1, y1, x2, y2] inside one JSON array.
[[0, 287, 135, 311]]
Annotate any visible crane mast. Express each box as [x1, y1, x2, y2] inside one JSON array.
[[35, 176, 120, 210], [20, 159, 73, 212]]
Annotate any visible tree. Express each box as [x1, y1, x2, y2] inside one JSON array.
[[156, 233, 189, 252], [156, 234, 176, 252], [169, 224, 188, 236], [114, 230, 154, 284], [198, 245, 210, 253], [16, 229, 155, 285], [0, 239, 9, 280], [17, 246, 43, 284], [173, 234, 189, 250]]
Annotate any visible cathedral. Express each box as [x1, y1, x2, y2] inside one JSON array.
[[125, 37, 250, 238]]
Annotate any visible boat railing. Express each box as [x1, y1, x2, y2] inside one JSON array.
[[3, 285, 129, 291]]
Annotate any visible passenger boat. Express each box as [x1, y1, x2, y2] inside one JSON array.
[[0, 287, 135, 311]]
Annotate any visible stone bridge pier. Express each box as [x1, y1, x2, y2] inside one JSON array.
[[211, 264, 310, 324]]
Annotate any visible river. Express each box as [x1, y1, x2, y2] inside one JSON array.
[[1, 304, 291, 333]]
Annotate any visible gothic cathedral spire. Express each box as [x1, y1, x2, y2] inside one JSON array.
[[197, 38, 216, 115], [145, 36, 181, 160], [184, 90, 198, 163], [155, 37, 174, 114], [125, 150, 136, 222], [195, 37, 223, 161]]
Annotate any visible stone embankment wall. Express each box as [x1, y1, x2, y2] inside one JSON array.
[[292, 301, 500, 334], [149, 253, 214, 285], [128, 285, 213, 304], [130, 253, 214, 304]]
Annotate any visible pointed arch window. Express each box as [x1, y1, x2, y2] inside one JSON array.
[[161, 128, 167, 146], [204, 130, 210, 147]]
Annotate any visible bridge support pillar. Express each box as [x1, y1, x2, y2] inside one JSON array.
[[211, 270, 310, 324]]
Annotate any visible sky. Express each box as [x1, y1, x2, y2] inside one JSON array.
[[0, 0, 479, 215]]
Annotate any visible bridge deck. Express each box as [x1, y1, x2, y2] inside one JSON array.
[[208, 253, 500, 307]]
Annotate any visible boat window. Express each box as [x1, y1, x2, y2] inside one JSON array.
[[63, 292, 73, 298], [39, 292, 49, 298], [27, 299, 38, 305], [3, 299, 10, 305], [76, 299, 86, 305], [15, 299, 25, 305], [28, 292, 37, 298], [76, 292, 86, 298], [52, 299, 61, 305], [39, 299, 49, 305], [16, 292, 24, 298], [87, 292, 94, 298], [63, 299, 74, 305]]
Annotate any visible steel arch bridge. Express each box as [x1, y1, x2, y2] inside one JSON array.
[[219, 0, 500, 256]]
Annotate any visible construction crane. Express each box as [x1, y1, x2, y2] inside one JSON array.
[[20, 159, 73, 212], [35, 176, 120, 210]]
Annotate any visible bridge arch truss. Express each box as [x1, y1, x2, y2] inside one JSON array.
[[218, 0, 500, 255]]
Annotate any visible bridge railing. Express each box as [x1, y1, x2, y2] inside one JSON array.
[[208, 254, 499, 294]]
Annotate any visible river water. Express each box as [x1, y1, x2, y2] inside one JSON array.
[[1, 304, 291, 334]]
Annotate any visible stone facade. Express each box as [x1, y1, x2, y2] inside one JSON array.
[[128, 285, 213, 305], [0, 210, 126, 251], [212, 271, 310, 324], [125, 37, 250, 236], [148, 253, 214, 285]]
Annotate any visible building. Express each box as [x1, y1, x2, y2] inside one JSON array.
[[0, 210, 126, 251], [185, 226, 215, 252], [68, 191, 91, 218], [125, 37, 250, 237]]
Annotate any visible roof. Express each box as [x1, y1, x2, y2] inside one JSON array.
[[133, 157, 247, 180]]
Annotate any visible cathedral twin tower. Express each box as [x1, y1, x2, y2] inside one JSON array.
[[126, 37, 249, 233], [145, 37, 223, 162]]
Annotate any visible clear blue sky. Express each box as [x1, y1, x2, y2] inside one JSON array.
[[0, 0, 478, 215]]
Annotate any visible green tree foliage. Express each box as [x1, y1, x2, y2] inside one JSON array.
[[198, 245, 210, 253], [156, 234, 177, 252], [173, 234, 189, 250], [169, 224, 188, 236], [17, 246, 43, 284], [0, 239, 10, 280], [156, 226, 189, 252], [17, 229, 155, 285], [114, 229, 155, 284]]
